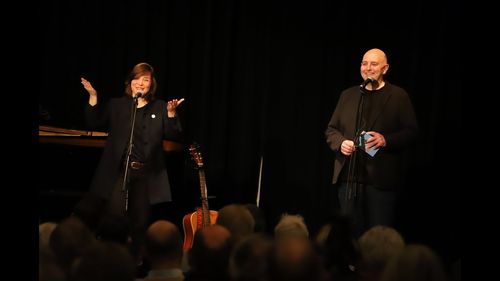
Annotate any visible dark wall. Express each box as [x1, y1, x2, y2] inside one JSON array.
[[40, 0, 460, 265]]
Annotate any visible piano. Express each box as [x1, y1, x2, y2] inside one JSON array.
[[39, 125, 185, 152]]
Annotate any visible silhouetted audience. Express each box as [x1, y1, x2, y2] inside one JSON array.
[[316, 213, 360, 281], [268, 236, 324, 281], [357, 226, 405, 281], [39, 222, 58, 251], [143, 220, 185, 281], [49, 216, 96, 275], [185, 225, 233, 281], [380, 244, 448, 281], [69, 241, 136, 281], [274, 213, 309, 239], [228, 233, 274, 281], [39, 205, 452, 281], [216, 204, 255, 243], [39, 247, 66, 281]]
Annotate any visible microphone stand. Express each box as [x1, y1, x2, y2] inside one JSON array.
[[344, 85, 368, 213], [122, 96, 140, 212]]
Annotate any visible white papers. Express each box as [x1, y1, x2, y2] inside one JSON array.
[[359, 131, 379, 157]]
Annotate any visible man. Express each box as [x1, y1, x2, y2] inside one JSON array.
[[325, 48, 418, 236]]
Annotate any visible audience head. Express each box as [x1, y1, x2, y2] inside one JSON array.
[[380, 244, 448, 281], [216, 203, 255, 242], [268, 236, 323, 281], [144, 219, 183, 264], [274, 213, 309, 239], [229, 233, 274, 281], [39, 247, 65, 281], [49, 216, 95, 273], [39, 222, 58, 250], [188, 224, 233, 278], [358, 225, 406, 276], [70, 241, 136, 281]]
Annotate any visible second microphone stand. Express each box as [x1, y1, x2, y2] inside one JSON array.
[[122, 96, 140, 212]]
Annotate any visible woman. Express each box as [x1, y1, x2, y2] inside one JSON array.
[[77, 62, 184, 260]]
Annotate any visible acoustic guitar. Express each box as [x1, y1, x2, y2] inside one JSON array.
[[182, 143, 218, 250]]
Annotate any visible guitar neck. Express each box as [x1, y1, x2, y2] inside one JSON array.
[[198, 169, 211, 227]]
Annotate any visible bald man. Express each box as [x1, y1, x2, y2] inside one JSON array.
[[325, 48, 418, 237], [143, 220, 184, 281], [186, 225, 232, 280]]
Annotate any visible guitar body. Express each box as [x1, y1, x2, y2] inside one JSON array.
[[182, 208, 218, 250]]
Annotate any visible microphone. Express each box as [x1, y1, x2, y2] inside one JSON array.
[[133, 92, 143, 99], [360, 77, 375, 89]]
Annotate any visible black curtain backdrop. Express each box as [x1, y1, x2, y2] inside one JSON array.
[[40, 0, 460, 265]]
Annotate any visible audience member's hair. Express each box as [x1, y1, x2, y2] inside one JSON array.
[[70, 241, 136, 281], [380, 244, 448, 281], [49, 216, 95, 273], [216, 203, 255, 242], [39, 247, 65, 281], [39, 222, 58, 250], [268, 236, 323, 281], [144, 220, 183, 262], [358, 225, 405, 279], [274, 213, 309, 239], [187, 224, 233, 281], [229, 233, 274, 281]]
